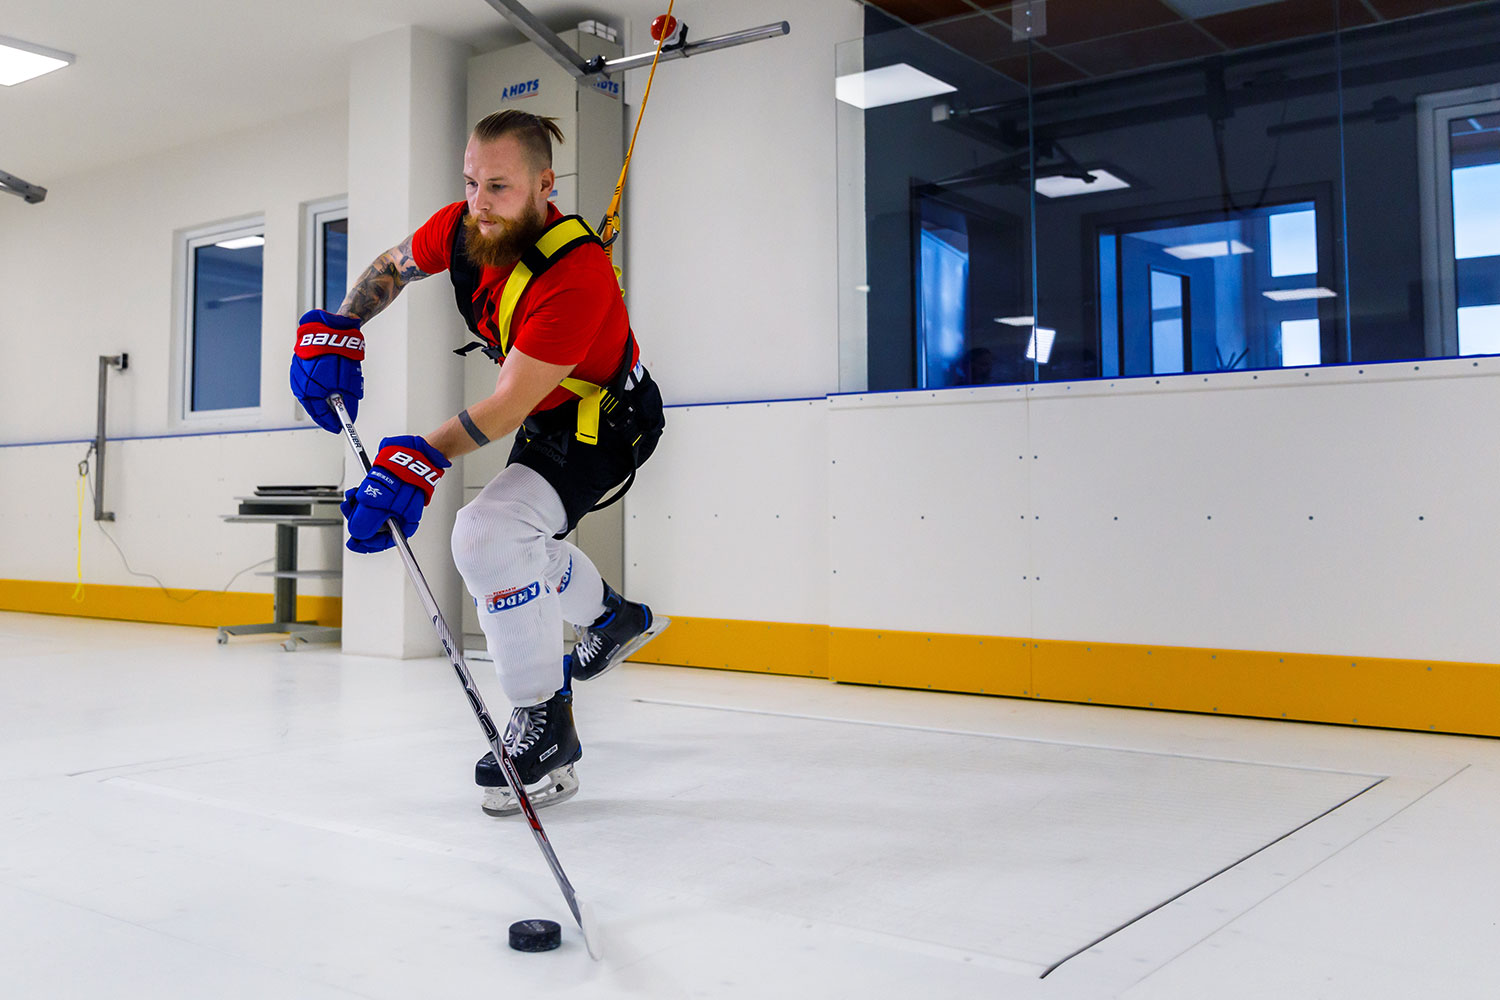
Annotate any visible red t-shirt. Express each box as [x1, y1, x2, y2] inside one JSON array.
[[411, 201, 637, 414]]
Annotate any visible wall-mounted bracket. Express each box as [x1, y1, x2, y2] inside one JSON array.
[[0, 168, 47, 204], [95, 353, 128, 521]]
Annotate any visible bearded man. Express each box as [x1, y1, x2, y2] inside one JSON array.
[[290, 110, 668, 815]]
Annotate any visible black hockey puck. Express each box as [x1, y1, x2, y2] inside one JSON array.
[[509, 919, 562, 952]]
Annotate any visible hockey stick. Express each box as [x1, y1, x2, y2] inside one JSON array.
[[326, 392, 601, 960]]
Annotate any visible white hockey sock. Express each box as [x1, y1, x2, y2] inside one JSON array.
[[547, 539, 607, 626], [450, 464, 567, 706]]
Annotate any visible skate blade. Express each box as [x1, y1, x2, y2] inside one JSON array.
[[621, 613, 670, 663], [480, 764, 579, 817], [583, 615, 672, 681]]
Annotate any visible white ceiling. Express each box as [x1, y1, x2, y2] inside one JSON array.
[[1, 0, 660, 186]]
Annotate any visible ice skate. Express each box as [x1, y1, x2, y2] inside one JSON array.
[[571, 582, 670, 682], [476, 687, 582, 817]]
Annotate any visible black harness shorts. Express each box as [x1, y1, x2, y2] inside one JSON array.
[[506, 366, 665, 536]]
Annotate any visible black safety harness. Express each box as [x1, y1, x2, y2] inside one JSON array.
[[448, 206, 651, 512]]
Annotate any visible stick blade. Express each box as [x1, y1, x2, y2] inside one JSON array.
[[577, 898, 603, 961]]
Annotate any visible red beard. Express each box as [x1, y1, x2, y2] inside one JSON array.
[[461, 199, 548, 268]]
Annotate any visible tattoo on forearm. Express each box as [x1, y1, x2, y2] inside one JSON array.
[[338, 237, 429, 321]]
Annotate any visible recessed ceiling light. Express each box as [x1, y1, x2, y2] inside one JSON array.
[[995, 315, 1036, 326], [1263, 287, 1337, 301], [1165, 239, 1254, 260], [1034, 169, 1130, 199], [214, 236, 265, 250], [835, 64, 956, 110], [0, 35, 74, 87]]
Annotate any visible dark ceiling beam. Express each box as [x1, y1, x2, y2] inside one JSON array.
[[968, 37, 1500, 141]]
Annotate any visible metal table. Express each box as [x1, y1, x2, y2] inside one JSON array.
[[218, 492, 343, 651]]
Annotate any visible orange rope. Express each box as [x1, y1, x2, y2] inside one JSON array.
[[600, 0, 676, 262]]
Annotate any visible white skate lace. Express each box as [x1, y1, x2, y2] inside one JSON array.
[[575, 630, 606, 666], [506, 704, 547, 754]]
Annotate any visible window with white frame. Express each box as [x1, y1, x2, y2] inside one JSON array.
[[1420, 85, 1500, 358], [306, 198, 349, 313], [179, 218, 265, 418]]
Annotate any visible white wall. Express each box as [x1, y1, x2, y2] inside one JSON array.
[[0, 0, 867, 610], [0, 106, 352, 596], [1, 431, 344, 595], [0, 104, 350, 442], [339, 27, 471, 658], [622, 0, 863, 406], [626, 398, 829, 624]]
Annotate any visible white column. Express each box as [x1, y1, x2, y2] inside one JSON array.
[[342, 27, 470, 658]]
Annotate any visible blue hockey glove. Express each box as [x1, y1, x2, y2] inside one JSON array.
[[341, 435, 450, 553], [291, 309, 365, 433]]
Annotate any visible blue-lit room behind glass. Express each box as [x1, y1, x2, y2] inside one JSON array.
[[847, 0, 1500, 392]]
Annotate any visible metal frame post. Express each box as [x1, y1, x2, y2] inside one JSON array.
[[273, 524, 298, 623]]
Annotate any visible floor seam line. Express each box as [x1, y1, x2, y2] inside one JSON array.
[[634, 697, 1387, 777], [1038, 774, 1389, 979]]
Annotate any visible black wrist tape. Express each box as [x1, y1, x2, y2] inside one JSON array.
[[458, 408, 490, 447]]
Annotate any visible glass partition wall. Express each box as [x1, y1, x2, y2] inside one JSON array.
[[837, 0, 1500, 394]]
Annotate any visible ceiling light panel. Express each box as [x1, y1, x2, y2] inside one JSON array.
[[1025, 327, 1057, 364], [1034, 169, 1131, 198], [0, 35, 74, 87], [1263, 287, 1337, 301], [835, 64, 957, 110], [1165, 239, 1254, 260]]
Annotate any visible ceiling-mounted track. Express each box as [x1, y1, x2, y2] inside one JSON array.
[[478, 0, 789, 79]]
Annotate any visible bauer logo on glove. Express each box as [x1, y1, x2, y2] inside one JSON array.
[[296, 330, 365, 355], [383, 449, 444, 489], [290, 309, 366, 434], [341, 435, 450, 553]]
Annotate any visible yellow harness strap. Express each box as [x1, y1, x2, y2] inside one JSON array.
[[491, 216, 610, 444]]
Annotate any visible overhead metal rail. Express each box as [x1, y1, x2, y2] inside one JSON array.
[[0, 168, 46, 204], [479, 0, 788, 79], [603, 22, 790, 74]]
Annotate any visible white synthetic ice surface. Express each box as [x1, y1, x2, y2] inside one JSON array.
[[4, 613, 1500, 999]]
